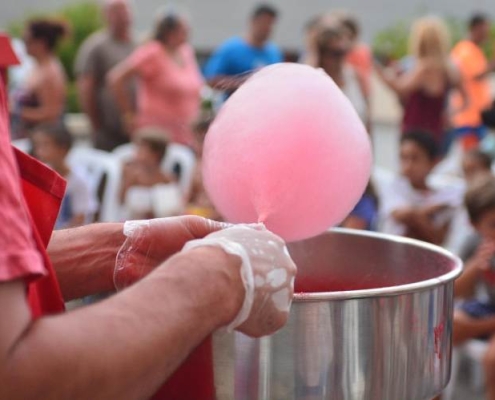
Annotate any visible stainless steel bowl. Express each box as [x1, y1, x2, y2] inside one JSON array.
[[213, 229, 462, 400]]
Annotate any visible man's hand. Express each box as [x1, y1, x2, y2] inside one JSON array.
[[182, 224, 297, 338], [114, 216, 230, 289]]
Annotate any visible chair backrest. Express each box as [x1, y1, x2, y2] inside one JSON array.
[[112, 142, 135, 163], [68, 147, 123, 222], [162, 144, 197, 198]]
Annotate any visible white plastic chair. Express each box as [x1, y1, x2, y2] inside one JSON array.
[[11, 138, 31, 153], [112, 142, 135, 163], [162, 144, 196, 198], [67, 147, 123, 222]]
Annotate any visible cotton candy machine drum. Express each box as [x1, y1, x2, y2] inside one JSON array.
[[213, 228, 462, 400]]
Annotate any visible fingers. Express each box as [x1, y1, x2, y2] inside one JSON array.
[[181, 224, 296, 338]]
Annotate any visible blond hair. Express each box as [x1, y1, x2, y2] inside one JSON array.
[[409, 16, 451, 62]]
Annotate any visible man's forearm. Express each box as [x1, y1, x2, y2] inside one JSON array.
[[1, 247, 243, 400], [48, 223, 125, 301]]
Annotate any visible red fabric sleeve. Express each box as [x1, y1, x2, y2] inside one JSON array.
[[0, 77, 45, 283]]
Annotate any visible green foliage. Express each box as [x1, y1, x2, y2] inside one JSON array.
[[372, 16, 495, 61], [8, 2, 103, 112], [372, 20, 410, 61]]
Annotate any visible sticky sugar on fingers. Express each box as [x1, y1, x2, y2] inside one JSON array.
[[182, 224, 297, 338]]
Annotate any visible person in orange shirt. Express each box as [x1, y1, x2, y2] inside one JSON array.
[[450, 13, 495, 151]]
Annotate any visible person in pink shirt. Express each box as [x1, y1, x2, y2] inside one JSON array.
[[110, 11, 203, 146]]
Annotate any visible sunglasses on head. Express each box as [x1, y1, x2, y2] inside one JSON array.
[[322, 48, 347, 58]]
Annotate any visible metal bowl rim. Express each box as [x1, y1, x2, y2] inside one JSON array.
[[292, 228, 463, 302]]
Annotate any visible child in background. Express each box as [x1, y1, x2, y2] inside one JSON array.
[[30, 123, 96, 229], [186, 116, 221, 220], [447, 175, 495, 400], [120, 127, 181, 219], [444, 148, 493, 255], [462, 148, 493, 184], [380, 131, 460, 245]]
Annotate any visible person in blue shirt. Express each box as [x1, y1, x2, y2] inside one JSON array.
[[204, 3, 283, 97]]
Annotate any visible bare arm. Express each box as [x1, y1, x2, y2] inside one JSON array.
[[454, 241, 495, 299], [21, 74, 65, 123], [0, 246, 243, 400], [474, 60, 495, 81], [76, 75, 101, 131], [449, 65, 471, 116], [48, 223, 124, 301], [374, 63, 423, 97], [108, 61, 136, 128], [341, 215, 368, 230], [392, 206, 449, 245], [454, 259, 482, 299]]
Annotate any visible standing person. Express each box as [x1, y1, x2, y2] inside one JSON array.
[[204, 3, 283, 98], [315, 24, 371, 132], [110, 10, 203, 146], [75, 0, 135, 151], [11, 19, 67, 139], [340, 13, 373, 93], [451, 13, 495, 151], [375, 16, 467, 148]]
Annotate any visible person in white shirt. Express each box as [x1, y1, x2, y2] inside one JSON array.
[[380, 131, 461, 245]]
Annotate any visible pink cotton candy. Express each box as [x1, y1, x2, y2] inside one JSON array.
[[202, 63, 372, 242]]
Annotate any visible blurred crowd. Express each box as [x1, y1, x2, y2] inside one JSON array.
[[4, 0, 495, 397]]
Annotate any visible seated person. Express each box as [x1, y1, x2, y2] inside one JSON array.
[[450, 174, 495, 400], [185, 115, 222, 220], [120, 127, 181, 219], [30, 123, 96, 229], [341, 181, 378, 231], [445, 149, 493, 254], [380, 131, 460, 245], [462, 148, 493, 184]]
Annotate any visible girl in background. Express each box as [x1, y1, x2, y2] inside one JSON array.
[[12, 19, 68, 138]]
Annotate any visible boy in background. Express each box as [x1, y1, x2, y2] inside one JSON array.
[[30, 123, 97, 229], [380, 131, 460, 245]]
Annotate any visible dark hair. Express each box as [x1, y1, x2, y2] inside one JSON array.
[[401, 131, 438, 161], [465, 174, 495, 224], [32, 123, 73, 151], [252, 3, 278, 19], [28, 19, 68, 51], [154, 14, 181, 42], [469, 13, 489, 30], [341, 14, 360, 38], [315, 25, 345, 65], [465, 148, 493, 170], [136, 129, 169, 162]]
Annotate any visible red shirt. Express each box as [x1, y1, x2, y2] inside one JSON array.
[[0, 74, 65, 317], [1, 79, 215, 399]]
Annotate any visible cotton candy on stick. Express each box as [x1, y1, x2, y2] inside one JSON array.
[[202, 63, 372, 242]]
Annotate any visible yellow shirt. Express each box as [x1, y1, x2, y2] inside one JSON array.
[[451, 40, 492, 128]]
